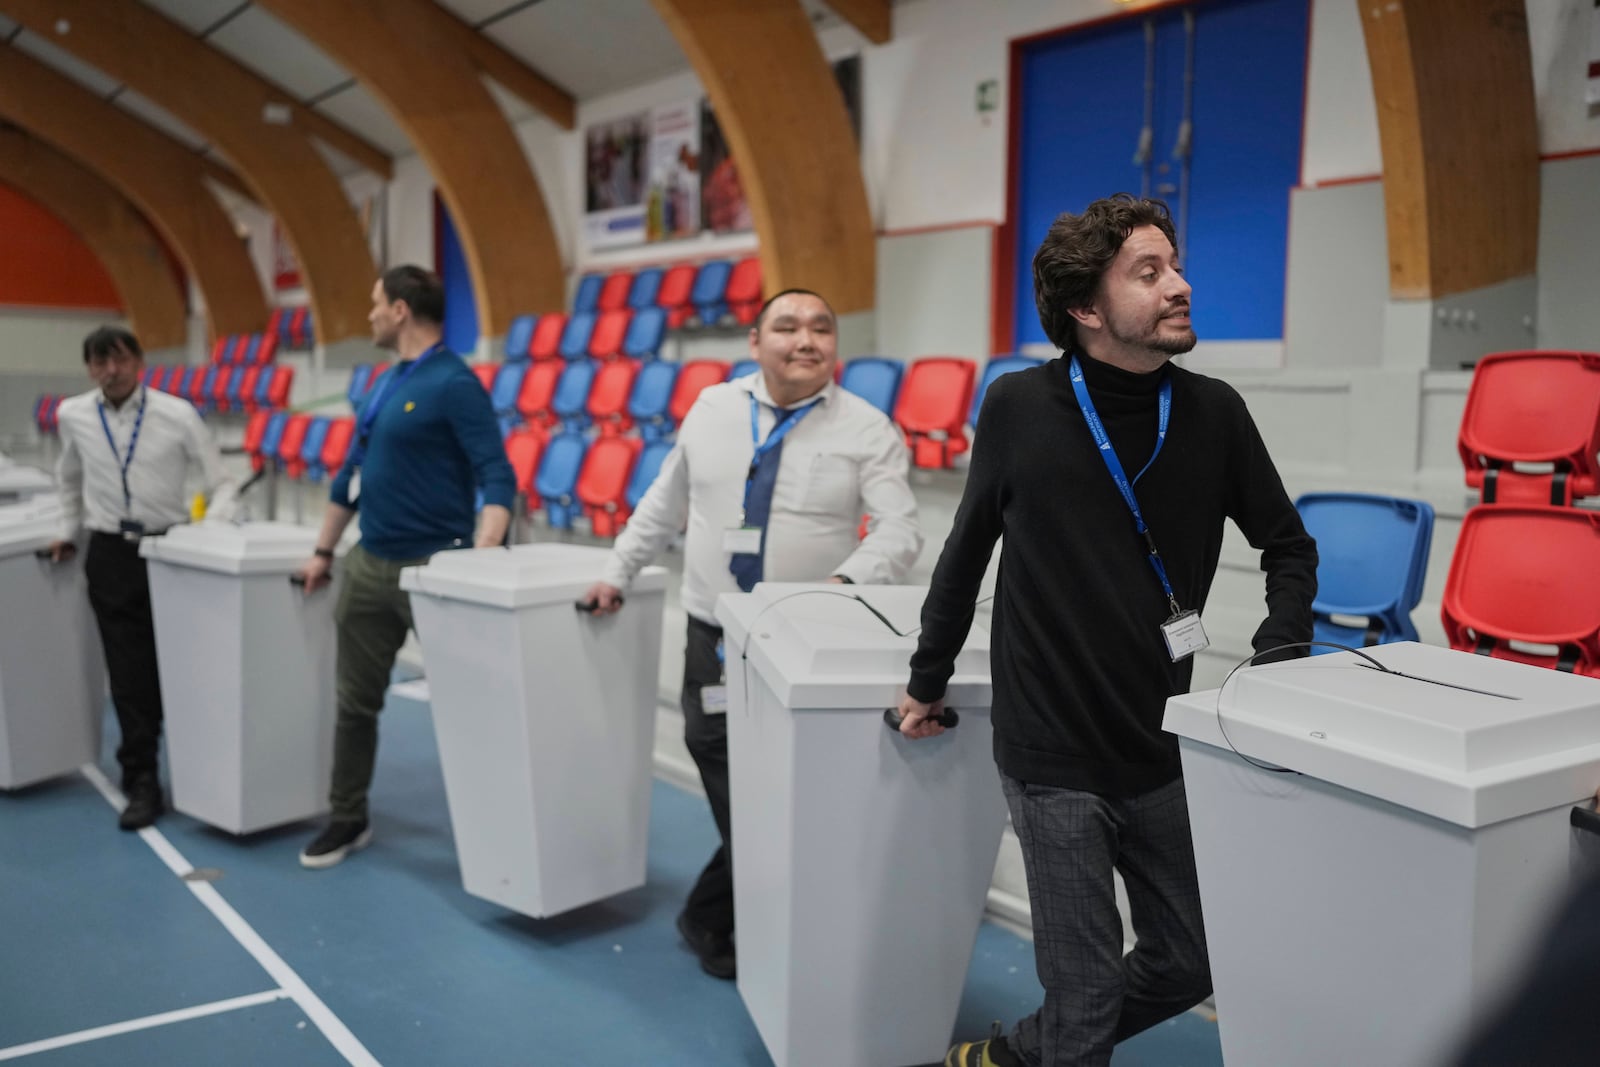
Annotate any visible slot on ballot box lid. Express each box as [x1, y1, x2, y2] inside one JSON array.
[[1164, 642, 1600, 827], [400, 543, 666, 609]]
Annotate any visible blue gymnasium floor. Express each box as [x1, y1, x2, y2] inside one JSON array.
[[0, 691, 1223, 1066]]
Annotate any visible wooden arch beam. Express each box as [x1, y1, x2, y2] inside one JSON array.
[[0, 47, 267, 339], [822, 0, 891, 44], [1360, 0, 1538, 299], [430, 3, 575, 129], [651, 0, 876, 314], [0, 130, 188, 349], [0, 0, 380, 346], [259, 0, 567, 330]]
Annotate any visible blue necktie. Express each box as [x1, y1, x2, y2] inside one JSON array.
[[729, 407, 798, 592]]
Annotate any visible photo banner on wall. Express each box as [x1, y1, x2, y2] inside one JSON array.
[[584, 111, 650, 250], [272, 220, 301, 291], [646, 101, 701, 242]]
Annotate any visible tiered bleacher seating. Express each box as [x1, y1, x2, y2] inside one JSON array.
[[265, 306, 314, 351], [1442, 349, 1600, 674]]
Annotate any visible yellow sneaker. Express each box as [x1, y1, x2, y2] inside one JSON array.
[[945, 1023, 1021, 1067]]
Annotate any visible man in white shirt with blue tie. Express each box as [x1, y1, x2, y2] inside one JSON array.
[[48, 327, 237, 830], [582, 289, 922, 979]]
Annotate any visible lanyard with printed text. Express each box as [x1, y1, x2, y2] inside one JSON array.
[[1068, 354, 1180, 613], [741, 392, 821, 515], [97, 387, 147, 514], [353, 344, 443, 463]]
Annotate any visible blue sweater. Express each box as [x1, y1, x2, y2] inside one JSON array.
[[330, 348, 515, 560]]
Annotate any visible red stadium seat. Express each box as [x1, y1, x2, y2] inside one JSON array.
[[725, 256, 763, 325], [529, 313, 566, 361], [265, 364, 295, 410], [577, 435, 642, 537], [657, 264, 697, 329], [1442, 505, 1600, 675], [515, 359, 565, 428], [587, 308, 633, 360], [669, 360, 731, 424], [597, 271, 634, 313], [243, 411, 272, 471], [254, 331, 279, 365], [321, 416, 356, 476], [1458, 350, 1600, 506], [504, 428, 547, 512], [472, 363, 499, 392], [236, 365, 263, 413], [893, 357, 977, 469], [587, 358, 640, 437], [277, 414, 311, 479]]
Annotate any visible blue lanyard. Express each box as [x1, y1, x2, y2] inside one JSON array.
[[355, 344, 443, 457], [1068, 355, 1180, 613], [742, 393, 820, 513], [97, 387, 147, 513]]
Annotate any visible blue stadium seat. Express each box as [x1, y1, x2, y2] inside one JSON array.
[[626, 439, 674, 510], [259, 411, 289, 468], [559, 312, 597, 361], [300, 417, 332, 483], [689, 260, 733, 326], [552, 359, 599, 432], [490, 361, 529, 435], [622, 307, 668, 360], [1296, 492, 1435, 651], [198, 366, 221, 411], [727, 360, 759, 380], [573, 274, 603, 314], [628, 268, 664, 312], [504, 315, 538, 361], [628, 360, 680, 443], [535, 433, 589, 529], [972, 356, 1046, 426], [840, 357, 904, 417], [347, 364, 374, 410]]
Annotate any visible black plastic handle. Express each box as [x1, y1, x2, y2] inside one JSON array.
[[288, 574, 307, 588], [1570, 805, 1600, 837], [883, 706, 960, 733], [575, 596, 624, 613], [34, 548, 54, 560]]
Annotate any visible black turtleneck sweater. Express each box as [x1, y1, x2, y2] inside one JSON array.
[[908, 354, 1318, 796]]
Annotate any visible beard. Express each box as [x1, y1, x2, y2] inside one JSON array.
[[1108, 307, 1197, 356]]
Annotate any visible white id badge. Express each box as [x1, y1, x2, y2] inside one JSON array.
[[1161, 610, 1210, 661], [347, 470, 361, 504], [722, 527, 762, 554], [701, 685, 729, 716]]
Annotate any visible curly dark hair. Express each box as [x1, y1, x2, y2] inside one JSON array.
[[1032, 194, 1178, 353]]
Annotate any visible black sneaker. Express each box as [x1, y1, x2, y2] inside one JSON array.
[[945, 1023, 1022, 1067], [299, 820, 372, 869], [675, 910, 736, 980], [119, 777, 165, 831]]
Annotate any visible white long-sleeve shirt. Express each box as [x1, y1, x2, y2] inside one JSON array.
[[55, 385, 237, 540], [601, 374, 924, 624]]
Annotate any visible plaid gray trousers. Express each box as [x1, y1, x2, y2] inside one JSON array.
[[1003, 773, 1213, 1067]]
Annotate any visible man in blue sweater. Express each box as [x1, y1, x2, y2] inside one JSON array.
[[294, 265, 515, 869]]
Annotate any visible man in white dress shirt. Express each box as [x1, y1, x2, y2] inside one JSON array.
[[48, 327, 237, 830], [582, 289, 923, 978]]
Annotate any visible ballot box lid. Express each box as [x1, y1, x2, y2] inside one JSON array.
[[1164, 642, 1600, 827], [0, 463, 53, 500], [714, 583, 992, 711], [399, 542, 667, 609], [0, 496, 64, 558], [139, 521, 319, 575]]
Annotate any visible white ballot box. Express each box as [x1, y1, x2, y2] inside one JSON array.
[[715, 583, 1006, 1067], [0, 497, 103, 788], [1164, 642, 1600, 1067], [141, 522, 335, 833], [0, 462, 53, 504], [401, 544, 667, 919]]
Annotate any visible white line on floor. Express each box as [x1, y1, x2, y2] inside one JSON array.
[[80, 764, 381, 1067], [0, 990, 288, 1062]]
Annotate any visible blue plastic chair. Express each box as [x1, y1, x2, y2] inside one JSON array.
[[197, 366, 221, 411], [573, 274, 603, 314], [535, 433, 589, 529], [552, 359, 598, 431], [689, 260, 732, 326], [504, 315, 537, 361], [628, 268, 664, 312], [259, 411, 289, 468], [559, 312, 597, 361], [727, 360, 759, 381], [346, 364, 374, 410], [840, 358, 905, 417], [629, 360, 680, 443], [622, 307, 668, 359], [240, 335, 262, 365], [1295, 492, 1435, 651], [490, 361, 529, 435], [224, 367, 250, 411], [972, 356, 1046, 426], [301, 417, 332, 483], [626, 440, 674, 510]]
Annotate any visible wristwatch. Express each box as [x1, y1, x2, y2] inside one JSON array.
[[314, 547, 335, 560], [832, 574, 854, 584]]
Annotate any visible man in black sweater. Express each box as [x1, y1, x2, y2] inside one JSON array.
[[899, 194, 1318, 1067]]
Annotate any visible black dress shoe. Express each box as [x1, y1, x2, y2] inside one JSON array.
[[119, 778, 165, 831], [675, 910, 736, 980]]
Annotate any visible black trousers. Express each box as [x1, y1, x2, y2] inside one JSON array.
[[681, 614, 733, 937], [85, 532, 165, 786]]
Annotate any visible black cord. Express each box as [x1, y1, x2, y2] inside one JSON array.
[[1212, 641, 1397, 775]]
